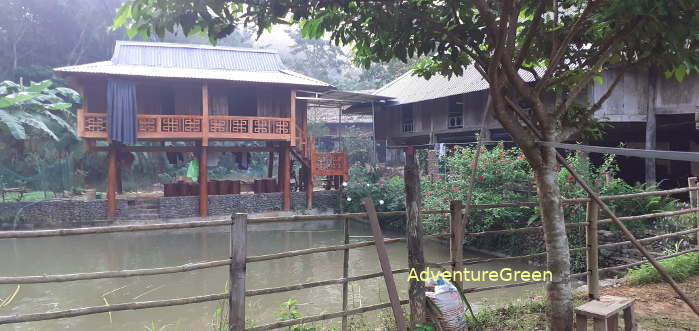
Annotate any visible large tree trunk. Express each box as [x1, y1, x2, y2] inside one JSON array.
[[533, 145, 573, 331]]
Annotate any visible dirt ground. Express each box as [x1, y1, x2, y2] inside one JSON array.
[[601, 275, 699, 330]]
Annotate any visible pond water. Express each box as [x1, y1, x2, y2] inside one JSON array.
[[0, 219, 545, 330]]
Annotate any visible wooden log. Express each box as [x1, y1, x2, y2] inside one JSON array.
[[229, 213, 247, 330], [0, 259, 231, 284], [645, 69, 657, 185], [245, 236, 404, 263], [280, 143, 291, 210], [450, 200, 465, 290], [0, 292, 228, 325], [404, 147, 426, 327], [246, 299, 410, 331], [106, 145, 117, 218], [305, 166, 313, 209], [199, 146, 208, 217], [341, 217, 350, 331], [363, 197, 407, 331], [587, 183, 601, 300], [690, 177, 699, 264], [0, 220, 232, 239]]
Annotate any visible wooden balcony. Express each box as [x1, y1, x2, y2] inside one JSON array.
[[78, 112, 292, 141]]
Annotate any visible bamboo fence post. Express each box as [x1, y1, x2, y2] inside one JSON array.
[[362, 197, 408, 331], [229, 213, 247, 330], [585, 181, 600, 300], [690, 178, 698, 255], [341, 217, 350, 331], [404, 147, 426, 327], [450, 200, 465, 290]]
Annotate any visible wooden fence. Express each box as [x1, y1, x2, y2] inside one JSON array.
[[0, 183, 698, 329]]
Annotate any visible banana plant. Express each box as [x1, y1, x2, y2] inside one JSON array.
[[0, 80, 80, 141]]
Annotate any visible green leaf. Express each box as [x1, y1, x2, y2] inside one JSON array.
[[0, 109, 27, 140], [593, 75, 604, 85], [25, 80, 52, 93], [0, 92, 38, 108]]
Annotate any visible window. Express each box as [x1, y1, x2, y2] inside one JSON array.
[[401, 104, 414, 132], [448, 95, 463, 129]]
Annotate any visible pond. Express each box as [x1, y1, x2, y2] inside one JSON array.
[[0, 219, 545, 330]]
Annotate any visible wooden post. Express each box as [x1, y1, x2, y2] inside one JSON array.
[[689, 177, 698, 262], [199, 146, 209, 217], [229, 213, 247, 330], [450, 200, 464, 291], [106, 145, 118, 219], [341, 217, 350, 331], [290, 90, 296, 146], [404, 147, 426, 327], [586, 182, 601, 300], [305, 166, 313, 209], [280, 144, 291, 210], [267, 142, 275, 178], [202, 83, 210, 146], [645, 68, 657, 185], [363, 197, 408, 331]]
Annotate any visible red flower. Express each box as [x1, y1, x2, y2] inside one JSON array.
[[435, 175, 441, 180], [425, 192, 431, 197], [567, 175, 574, 180], [443, 228, 449, 233], [479, 148, 484, 153], [571, 209, 577, 214], [379, 178, 386, 182], [452, 187, 461, 192], [470, 162, 476, 167], [518, 154, 525, 159], [479, 175, 485, 180], [499, 152, 505, 157], [554, 169, 560, 173]]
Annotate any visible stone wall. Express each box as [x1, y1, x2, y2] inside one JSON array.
[[159, 191, 339, 219], [0, 191, 339, 229], [0, 199, 129, 229]]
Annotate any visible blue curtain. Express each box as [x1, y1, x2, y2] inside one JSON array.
[[107, 79, 137, 145]]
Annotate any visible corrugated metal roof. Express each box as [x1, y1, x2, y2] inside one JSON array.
[[55, 41, 332, 89], [373, 66, 543, 105]]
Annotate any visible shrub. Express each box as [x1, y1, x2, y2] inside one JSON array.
[[626, 252, 699, 285]]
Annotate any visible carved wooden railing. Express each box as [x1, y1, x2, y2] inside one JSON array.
[[311, 151, 348, 177], [78, 113, 292, 140]]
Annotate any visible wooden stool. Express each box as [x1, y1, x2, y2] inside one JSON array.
[[575, 296, 636, 331]]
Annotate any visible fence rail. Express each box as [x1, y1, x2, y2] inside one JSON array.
[[1, 184, 698, 329]]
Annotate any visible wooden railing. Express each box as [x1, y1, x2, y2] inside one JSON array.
[[78, 113, 292, 141], [1, 185, 698, 329]]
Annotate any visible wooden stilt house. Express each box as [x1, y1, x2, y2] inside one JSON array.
[[55, 41, 349, 217]]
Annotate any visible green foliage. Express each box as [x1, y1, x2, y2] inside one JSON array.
[[0, 80, 78, 141], [276, 299, 316, 331], [627, 252, 699, 285], [343, 166, 405, 213]]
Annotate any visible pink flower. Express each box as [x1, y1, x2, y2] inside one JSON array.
[[380, 184, 385, 188], [470, 162, 476, 167], [442, 228, 449, 233], [452, 187, 461, 193], [425, 192, 431, 197], [479, 175, 485, 181], [479, 148, 484, 153], [518, 154, 525, 159], [379, 178, 386, 182], [435, 174, 441, 180], [499, 152, 505, 157]]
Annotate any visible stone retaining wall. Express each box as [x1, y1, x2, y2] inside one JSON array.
[[159, 191, 339, 218], [0, 191, 339, 229]]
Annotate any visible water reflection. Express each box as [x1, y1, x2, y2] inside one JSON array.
[[0, 219, 544, 330]]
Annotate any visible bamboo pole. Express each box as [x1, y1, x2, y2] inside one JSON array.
[[598, 227, 699, 250], [0, 293, 228, 325], [507, 98, 699, 316], [229, 213, 247, 330], [0, 259, 230, 284], [586, 182, 600, 300], [363, 197, 407, 331], [341, 217, 350, 331]]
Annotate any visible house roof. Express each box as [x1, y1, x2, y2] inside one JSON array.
[[369, 66, 543, 105], [55, 41, 333, 89]]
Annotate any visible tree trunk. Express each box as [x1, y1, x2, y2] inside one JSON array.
[[533, 145, 573, 331]]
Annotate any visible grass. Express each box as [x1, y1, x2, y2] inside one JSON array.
[[0, 191, 56, 202], [627, 252, 699, 285], [465, 295, 588, 331]]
